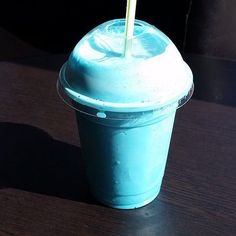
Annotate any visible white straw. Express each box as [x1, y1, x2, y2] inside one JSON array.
[[124, 0, 137, 57]]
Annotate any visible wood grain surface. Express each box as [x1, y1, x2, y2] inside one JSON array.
[[0, 57, 235, 235]]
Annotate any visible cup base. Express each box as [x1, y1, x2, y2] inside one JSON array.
[[91, 186, 161, 209]]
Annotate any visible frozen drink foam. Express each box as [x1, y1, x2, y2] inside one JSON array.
[[58, 19, 193, 209]]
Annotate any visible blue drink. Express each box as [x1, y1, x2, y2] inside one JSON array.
[[58, 19, 193, 209]]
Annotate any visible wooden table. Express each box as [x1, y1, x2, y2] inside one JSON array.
[[0, 54, 235, 235]]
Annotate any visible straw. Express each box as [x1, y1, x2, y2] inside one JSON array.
[[124, 0, 137, 57]]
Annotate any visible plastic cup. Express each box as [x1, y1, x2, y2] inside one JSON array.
[[57, 19, 193, 209]]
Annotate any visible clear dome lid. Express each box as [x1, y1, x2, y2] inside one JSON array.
[[58, 19, 193, 119]]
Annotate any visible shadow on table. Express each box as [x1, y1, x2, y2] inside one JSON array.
[[0, 122, 97, 205]]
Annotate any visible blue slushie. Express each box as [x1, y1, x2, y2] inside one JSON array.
[[58, 19, 193, 209]]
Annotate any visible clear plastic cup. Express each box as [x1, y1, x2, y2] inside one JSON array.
[[57, 19, 193, 209]]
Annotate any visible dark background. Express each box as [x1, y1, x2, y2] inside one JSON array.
[[0, 0, 189, 53], [1, 0, 236, 60]]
